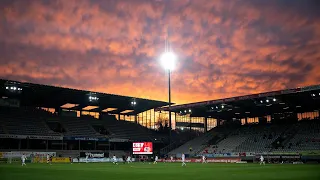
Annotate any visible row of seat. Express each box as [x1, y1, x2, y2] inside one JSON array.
[[280, 120, 320, 151], [171, 120, 320, 156], [0, 107, 163, 141]]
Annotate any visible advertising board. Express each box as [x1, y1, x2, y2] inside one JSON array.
[[133, 142, 153, 155]]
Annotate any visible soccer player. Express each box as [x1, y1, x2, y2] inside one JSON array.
[[122, 155, 126, 164], [21, 154, 27, 166], [85, 155, 89, 163], [69, 156, 73, 164], [153, 155, 158, 164], [126, 156, 132, 163], [46, 154, 51, 165], [113, 155, 118, 165], [49, 155, 53, 165], [260, 155, 265, 165], [170, 156, 174, 162], [181, 153, 186, 167], [202, 155, 207, 163]]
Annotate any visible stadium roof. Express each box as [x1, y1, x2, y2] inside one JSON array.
[[156, 84, 320, 119], [0, 79, 170, 115]]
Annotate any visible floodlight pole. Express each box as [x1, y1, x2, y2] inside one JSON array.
[[168, 69, 172, 144]]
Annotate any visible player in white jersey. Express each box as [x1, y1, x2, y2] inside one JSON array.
[[170, 156, 174, 162], [85, 155, 89, 163], [202, 155, 207, 163], [260, 155, 265, 165], [113, 155, 118, 165], [47, 154, 50, 164], [153, 156, 158, 164], [126, 156, 132, 163], [21, 154, 27, 166], [181, 154, 186, 166]]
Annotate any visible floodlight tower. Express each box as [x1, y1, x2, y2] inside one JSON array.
[[160, 28, 177, 143]]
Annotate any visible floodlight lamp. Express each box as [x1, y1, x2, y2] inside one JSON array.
[[266, 100, 269, 103], [5, 87, 8, 90], [260, 100, 263, 103], [221, 105, 224, 108], [216, 106, 218, 109], [273, 98, 276, 102], [184, 110, 187, 113], [189, 109, 191, 112], [312, 94, 315, 97], [13, 87, 17, 90], [160, 51, 177, 71]]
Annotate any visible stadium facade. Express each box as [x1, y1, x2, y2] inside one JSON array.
[[0, 79, 320, 164]]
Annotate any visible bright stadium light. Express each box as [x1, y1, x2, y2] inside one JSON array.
[[160, 52, 177, 71], [260, 100, 263, 103], [189, 109, 192, 113], [221, 105, 224, 109], [159, 27, 178, 143], [89, 96, 98, 101], [266, 99, 269, 103], [273, 98, 276, 102]]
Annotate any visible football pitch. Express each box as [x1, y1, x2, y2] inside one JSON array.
[[1, 163, 320, 180]]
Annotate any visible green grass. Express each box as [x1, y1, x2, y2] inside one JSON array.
[[1, 163, 320, 180]]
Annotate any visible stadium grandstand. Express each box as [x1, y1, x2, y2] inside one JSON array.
[[157, 84, 320, 163], [0, 78, 320, 164], [0, 79, 173, 158]]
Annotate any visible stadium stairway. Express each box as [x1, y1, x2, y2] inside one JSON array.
[[275, 120, 320, 152], [233, 124, 286, 153], [196, 133, 227, 155], [270, 124, 298, 151], [167, 128, 220, 156]]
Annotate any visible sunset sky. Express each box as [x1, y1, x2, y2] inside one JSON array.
[[1, 0, 320, 104]]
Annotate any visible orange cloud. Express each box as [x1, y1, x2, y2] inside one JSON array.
[[0, 0, 319, 105]]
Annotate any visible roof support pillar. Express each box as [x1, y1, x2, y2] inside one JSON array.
[[118, 113, 120, 120], [135, 114, 137, 124], [204, 116, 208, 132], [189, 115, 192, 132]]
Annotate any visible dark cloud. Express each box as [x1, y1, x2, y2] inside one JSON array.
[[0, 0, 319, 104]]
